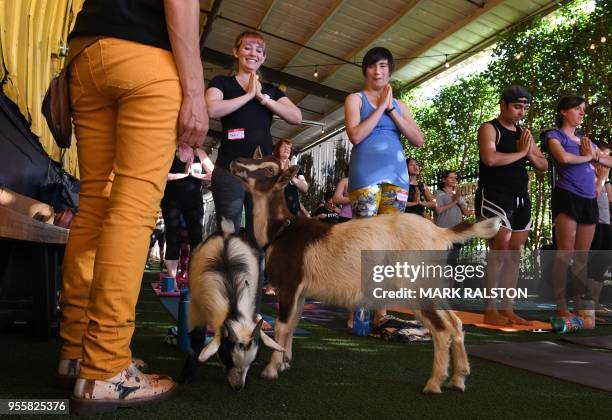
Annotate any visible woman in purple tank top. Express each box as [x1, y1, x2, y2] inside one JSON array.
[[546, 96, 612, 317]]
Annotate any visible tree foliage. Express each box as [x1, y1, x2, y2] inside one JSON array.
[[394, 0, 610, 249]]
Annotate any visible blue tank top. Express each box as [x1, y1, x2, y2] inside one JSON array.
[[348, 92, 409, 191]]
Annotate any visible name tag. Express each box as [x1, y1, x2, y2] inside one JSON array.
[[228, 128, 245, 140], [396, 192, 408, 202]]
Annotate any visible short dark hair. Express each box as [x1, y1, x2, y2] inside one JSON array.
[[555, 96, 586, 128], [324, 190, 334, 202], [500, 85, 532, 105], [361, 47, 394, 76]]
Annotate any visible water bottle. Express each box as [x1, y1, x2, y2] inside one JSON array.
[[177, 288, 191, 352], [550, 316, 583, 333], [352, 308, 371, 336], [162, 275, 175, 293], [578, 295, 595, 330]]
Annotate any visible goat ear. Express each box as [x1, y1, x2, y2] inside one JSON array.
[[252, 318, 264, 340], [275, 165, 300, 189], [198, 335, 220, 362], [252, 146, 263, 160], [260, 330, 284, 352]]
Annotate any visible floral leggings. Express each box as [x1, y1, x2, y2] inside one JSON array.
[[348, 183, 408, 218]]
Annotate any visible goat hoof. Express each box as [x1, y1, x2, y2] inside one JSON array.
[[261, 366, 279, 380], [423, 380, 443, 395], [446, 377, 466, 392]]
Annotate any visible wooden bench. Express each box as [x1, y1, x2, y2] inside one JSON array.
[[0, 198, 68, 338]]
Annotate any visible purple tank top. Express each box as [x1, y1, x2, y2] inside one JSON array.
[[546, 129, 596, 198]]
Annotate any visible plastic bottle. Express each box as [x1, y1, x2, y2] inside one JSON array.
[[550, 316, 583, 333], [162, 275, 175, 293], [578, 295, 595, 330], [352, 308, 371, 336], [177, 288, 191, 352]]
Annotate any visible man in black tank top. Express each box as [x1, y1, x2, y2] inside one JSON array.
[[476, 86, 548, 326]]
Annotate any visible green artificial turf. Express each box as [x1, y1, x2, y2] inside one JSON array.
[[2, 266, 612, 419]]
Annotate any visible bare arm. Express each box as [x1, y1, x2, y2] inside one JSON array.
[[257, 93, 302, 125], [478, 123, 528, 167], [292, 174, 309, 193], [164, 0, 208, 147], [547, 138, 593, 165], [333, 178, 350, 206], [205, 73, 258, 120], [390, 100, 424, 147], [344, 93, 385, 145], [422, 185, 437, 208], [525, 131, 548, 171]]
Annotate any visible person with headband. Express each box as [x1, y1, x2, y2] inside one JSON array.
[[476, 85, 548, 326]]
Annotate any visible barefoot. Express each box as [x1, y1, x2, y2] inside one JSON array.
[[483, 310, 511, 326], [499, 311, 532, 326]]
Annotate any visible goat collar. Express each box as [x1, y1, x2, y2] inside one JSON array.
[[262, 218, 291, 251]]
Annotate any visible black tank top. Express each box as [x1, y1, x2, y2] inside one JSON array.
[[478, 119, 528, 195], [405, 183, 426, 216]]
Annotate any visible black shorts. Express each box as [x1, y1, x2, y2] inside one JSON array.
[[551, 187, 598, 224], [475, 187, 531, 231], [588, 223, 612, 281]]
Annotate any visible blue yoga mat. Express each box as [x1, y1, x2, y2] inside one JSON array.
[[159, 297, 311, 336]]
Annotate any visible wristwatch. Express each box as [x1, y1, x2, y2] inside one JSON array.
[[384, 106, 395, 115]]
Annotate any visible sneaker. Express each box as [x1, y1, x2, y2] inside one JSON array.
[[57, 358, 149, 388], [70, 364, 176, 415]]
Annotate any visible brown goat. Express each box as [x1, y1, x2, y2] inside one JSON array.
[[229, 149, 500, 394]]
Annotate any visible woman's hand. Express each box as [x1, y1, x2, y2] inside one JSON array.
[[247, 73, 258, 99], [377, 85, 392, 109]]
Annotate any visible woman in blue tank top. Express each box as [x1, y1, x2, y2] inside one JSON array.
[[344, 47, 424, 327], [345, 47, 424, 218]]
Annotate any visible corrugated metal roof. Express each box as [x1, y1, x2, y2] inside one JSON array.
[[1, 0, 566, 175]]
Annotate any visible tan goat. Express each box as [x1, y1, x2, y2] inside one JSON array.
[[229, 149, 500, 394]]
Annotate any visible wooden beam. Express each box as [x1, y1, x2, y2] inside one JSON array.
[[258, 0, 281, 30], [396, 0, 506, 74], [199, 0, 224, 49], [201, 47, 349, 102]]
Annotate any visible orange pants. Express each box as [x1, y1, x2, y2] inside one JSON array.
[[60, 38, 181, 379]]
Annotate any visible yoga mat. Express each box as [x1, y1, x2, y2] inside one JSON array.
[[559, 335, 612, 351], [467, 341, 612, 392], [151, 281, 180, 297], [388, 306, 552, 332], [159, 297, 310, 336]]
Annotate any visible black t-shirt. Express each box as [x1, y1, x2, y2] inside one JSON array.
[[478, 118, 529, 195], [312, 205, 340, 224], [209, 75, 285, 169], [69, 0, 171, 51], [284, 170, 304, 216]]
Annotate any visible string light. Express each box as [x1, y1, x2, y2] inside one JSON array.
[[601, 36, 607, 43], [515, 53, 521, 60], [444, 54, 450, 68], [569, 15, 577, 25], [589, 42, 596, 50], [313, 65, 319, 78]]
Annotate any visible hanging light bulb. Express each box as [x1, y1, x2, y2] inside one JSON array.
[[444, 54, 450, 68], [590, 43, 596, 50], [569, 16, 577, 25], [601, 36, 607, 43], [515, 53, 521, 60], [313, 65, 319, 78]]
